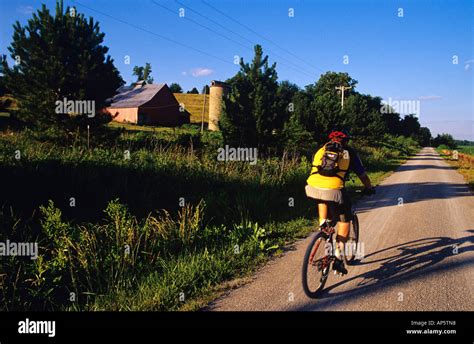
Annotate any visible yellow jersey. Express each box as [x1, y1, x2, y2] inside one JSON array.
[[306, 144, 350, 190]]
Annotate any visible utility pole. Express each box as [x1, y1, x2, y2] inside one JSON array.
[[335, 85, 352, 109]]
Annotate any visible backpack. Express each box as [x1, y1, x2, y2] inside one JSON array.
[[314, 141, 345, 177]]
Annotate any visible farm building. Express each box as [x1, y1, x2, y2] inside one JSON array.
[[106, 81, 190, 126], [173, 80, 229, 131]]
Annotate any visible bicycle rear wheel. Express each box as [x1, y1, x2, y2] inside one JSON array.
[[302, 231, 332, 298], [344, 213, 359, 265]]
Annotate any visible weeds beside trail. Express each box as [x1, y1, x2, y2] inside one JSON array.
[[0, 129, 418, 310], [437, 146, 474, 190]]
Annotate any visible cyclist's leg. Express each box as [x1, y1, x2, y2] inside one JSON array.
[[334, 191, 352, 273], [336, 189, 353, 242], [317, 202, 328, 226]]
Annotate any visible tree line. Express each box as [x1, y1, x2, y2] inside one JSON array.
[[220, 45, 433, 153], [0, 0, 451, 152]]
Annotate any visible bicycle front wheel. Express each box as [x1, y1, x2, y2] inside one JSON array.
[[302, 231, 332, 298]]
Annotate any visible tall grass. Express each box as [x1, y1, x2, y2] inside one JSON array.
[[1, 197, 309, 310], [0, 129, 419, 310]]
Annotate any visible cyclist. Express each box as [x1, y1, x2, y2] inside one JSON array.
[[305, 130, 375, 275]]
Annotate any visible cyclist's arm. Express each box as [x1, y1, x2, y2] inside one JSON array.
[[359, 173, 373, 189], [348, 148, 373, 190]]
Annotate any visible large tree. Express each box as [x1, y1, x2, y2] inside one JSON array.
[[201, 85, 210, 94], [432, 133, 456, 149], [220, 45, 279, 148], [417, 126, 432, 146], [275, 80, 300, 132], [169, 83, 183, 93], [399, 114, 421, 137], [307, 72, 358, 143], [2, 0, 123, 130], [342, 93, 386, 143], [132, 62, 153, 84]]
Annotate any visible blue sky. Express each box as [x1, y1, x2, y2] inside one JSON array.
[[1, 0, 473, 140]]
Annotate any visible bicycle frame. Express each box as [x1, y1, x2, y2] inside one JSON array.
[[308, 223, 336, 270]]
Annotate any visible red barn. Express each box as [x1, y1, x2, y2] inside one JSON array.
[[106, 81, 189, 126]]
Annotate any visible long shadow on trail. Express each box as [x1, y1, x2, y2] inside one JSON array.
[[396, 164, 456, 172], [294, 230, 474, 311], [350, 150, 470, 213], [352, 181, 471, 213], [407, 157, 447, 161]]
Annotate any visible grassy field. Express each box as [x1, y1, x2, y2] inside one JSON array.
[[173, 93, 209, 124], [108, 121, 204, 133], [457, 145, 474, 156], [0, 128, 419, 311], [436, 146, 474, 190]]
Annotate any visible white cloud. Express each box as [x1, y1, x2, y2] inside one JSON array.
[[418, 95, 442, 101], [190, 68, 214, 77], [464, 59, 474, 71], [181, 71, 187, 76], [17, 5, 34, 15]]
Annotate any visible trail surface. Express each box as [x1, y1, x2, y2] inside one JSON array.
[[208, 148, 474, 311]]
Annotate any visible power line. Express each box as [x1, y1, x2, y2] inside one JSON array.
[[173, 0, 318, 79], [151, 0, 251, 52], [202, 0, 326, 74], [151, 0, 317, 79], [174, 0, 255, 47], [72, 0, 233, 66], [72, 0, 316, 81]]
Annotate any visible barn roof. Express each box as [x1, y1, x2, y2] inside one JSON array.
[[109, 83, 166, 108]]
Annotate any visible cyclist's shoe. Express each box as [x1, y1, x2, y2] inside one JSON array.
[[318, 220, 331, 239], [318, 220, 329, 230], [332, 258, 348, 276]]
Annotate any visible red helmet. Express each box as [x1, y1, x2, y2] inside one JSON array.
[[328, 130, 349, 142]]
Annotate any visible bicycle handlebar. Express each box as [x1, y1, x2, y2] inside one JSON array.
[[356, 187, 376, 196]]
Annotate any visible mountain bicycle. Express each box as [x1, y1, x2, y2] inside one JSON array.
[[302, 188, 372, 298]]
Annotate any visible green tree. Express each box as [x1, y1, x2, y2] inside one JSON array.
[[312, 72, 357, 97], [281, 110, 315, 154], [187, 87, 199, 94], [201, 85, 210, 94], [382, 111, 402, 135], [342, 94, 386, 143], [220, 45, 279, 148], [132, 62, 153, 83], [432, 133, 456, 149], [400, 114, 421, 137], [290, 72, 393, 145], [417, 126, 432, 146], [2, 1, 123, 130], [308, 72, 358, 143], [169, 83, 183, 93], [275, 80, 300, 133]]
